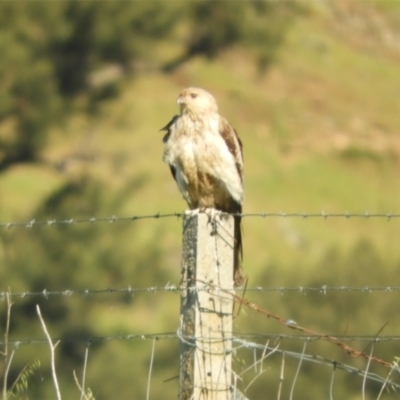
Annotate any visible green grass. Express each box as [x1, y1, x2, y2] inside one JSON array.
[[3, 4, 400, 281], [0, 164, 64, 220], [2, 0, 399, 300]]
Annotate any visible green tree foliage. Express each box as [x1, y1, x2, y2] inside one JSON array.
[[0, 1, 179, 171], [48, 2, 179, 96], [0, 0, 297, 171], [164, 0, 301, 71], [0, 4, 61, 169]]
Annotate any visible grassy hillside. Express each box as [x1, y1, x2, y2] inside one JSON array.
[[1, 2, 400, 399], [30, 1, 400, 278]]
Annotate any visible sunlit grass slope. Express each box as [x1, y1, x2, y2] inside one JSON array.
[[1, 0, 400, 305]]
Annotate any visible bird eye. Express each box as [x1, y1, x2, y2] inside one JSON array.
[[190, 93, 197, 99]]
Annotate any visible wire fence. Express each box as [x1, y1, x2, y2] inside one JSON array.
[[3, 326, 400, 399], [1, 211, 400, 399], [1, 211, 400, 229], [2, 285, 400, 300], [3, 332, 400, 347]]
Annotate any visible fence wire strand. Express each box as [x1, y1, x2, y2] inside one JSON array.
[[3, 332, 400, 347], [3, 333, 398, 392], [2, 285, 400, 300], [233, 338, 400, 391], [1, 211, 400, 229]]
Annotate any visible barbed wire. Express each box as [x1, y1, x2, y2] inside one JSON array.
[[1, 333, 399, 389], [0, 332, 177, 347], [0, 213, 182, 229], [233, 338, 400, 390], [2, 285, 400, 300], [2, 213, 399, 398], [3, 331, 400, 347], [1, 211, 399, 229]]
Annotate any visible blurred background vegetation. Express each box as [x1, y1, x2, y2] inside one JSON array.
[[1, 0, 400, 399]]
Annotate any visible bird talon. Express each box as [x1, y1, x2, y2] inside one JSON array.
[[184, 209, 200, 216], [204, 208, 223, 223]]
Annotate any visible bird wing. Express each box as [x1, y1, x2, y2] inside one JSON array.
[[219, 117, 246, 286], [160, 115, 179, 143], [218, 116, 245, 285], [218, 116, 244, 184], [161, 115, 179, 180]]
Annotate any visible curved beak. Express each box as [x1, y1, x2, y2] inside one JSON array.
[[177, 95, 187, 114], [177, 95, 185, 105]]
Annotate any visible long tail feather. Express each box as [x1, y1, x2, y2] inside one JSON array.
[[233, 214, 245, 287]]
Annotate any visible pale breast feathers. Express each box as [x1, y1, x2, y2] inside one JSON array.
[[162, 113, 243, 207]]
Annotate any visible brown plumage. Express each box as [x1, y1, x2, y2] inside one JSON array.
[[161, 87, 245, 286]]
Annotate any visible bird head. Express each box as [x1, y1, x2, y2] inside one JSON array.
[[177, 87, 218, 115]]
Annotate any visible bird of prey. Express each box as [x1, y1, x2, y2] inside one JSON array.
[[161, 87, 245, 286]]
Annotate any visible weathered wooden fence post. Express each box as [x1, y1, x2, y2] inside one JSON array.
[[179, 212, 234, 400]]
